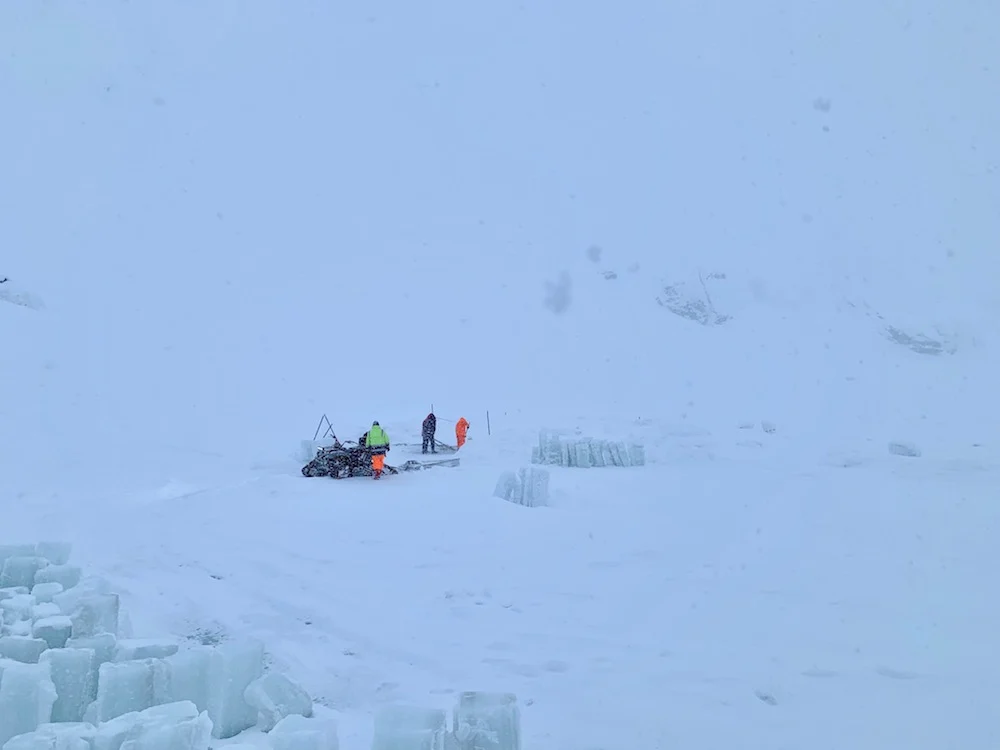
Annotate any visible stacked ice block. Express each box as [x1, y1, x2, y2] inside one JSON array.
[[0, 542, 326, 750], [530, 430, 645, 468]]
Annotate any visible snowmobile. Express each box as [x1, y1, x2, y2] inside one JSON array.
[[300, 441, 394, 479]]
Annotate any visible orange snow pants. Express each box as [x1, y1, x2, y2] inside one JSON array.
[[456, 429, 467, 448], [371, 454, 385, 472]]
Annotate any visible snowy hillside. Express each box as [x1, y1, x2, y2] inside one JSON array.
[[2, 1, 999, 748]]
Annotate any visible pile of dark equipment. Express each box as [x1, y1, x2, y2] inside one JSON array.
[[301, 415, 459, 480]]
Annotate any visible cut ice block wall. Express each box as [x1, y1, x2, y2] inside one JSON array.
[[493, 468, 549, 508], [530, 430, 645, 468], [0, 541, 329, 750], [1, 546, 525, 750], [372, 692, 522, 750]]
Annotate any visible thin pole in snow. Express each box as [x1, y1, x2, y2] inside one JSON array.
[[486, 410, 491, 436]]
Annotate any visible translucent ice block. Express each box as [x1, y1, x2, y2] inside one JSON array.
[[244, 672, 313, 731], [269, 714, 338, 750], [372, 705, 447, 750], [205, 640, 264, 738], [0, 660, 58, 747], [452, 692, 520, 750], [39, 647, 96, 724]]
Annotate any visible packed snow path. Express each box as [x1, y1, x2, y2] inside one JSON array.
[[9, 439, 998, 749]]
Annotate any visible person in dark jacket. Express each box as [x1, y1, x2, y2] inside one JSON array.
[[421, 413, 437, 454]]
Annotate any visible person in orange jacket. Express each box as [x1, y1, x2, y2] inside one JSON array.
[[455, 417, 469, 448]]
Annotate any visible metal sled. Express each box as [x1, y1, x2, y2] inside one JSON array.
[[396, 457, 461, 471]]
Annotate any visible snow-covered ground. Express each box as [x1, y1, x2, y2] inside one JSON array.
[[2, 1, 999, 748], [6, 422, 1000, 748]]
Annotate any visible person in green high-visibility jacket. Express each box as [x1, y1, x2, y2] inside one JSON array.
[[366, 421, 390, 479]]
